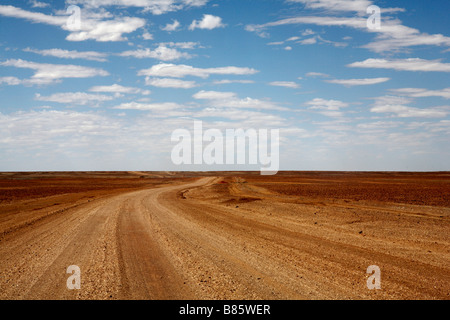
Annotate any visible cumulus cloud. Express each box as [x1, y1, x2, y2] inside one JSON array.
[[0, 59, 109, 85], [189, 14, 225, 30], [245, 4, 450, 53], [245, 16, 366, 34], [193, 90, 286, 111], [138, 63, 258, 79], [142, 31, 154, 40], [161, 19, 181, 31], [305, 98, 349, 117], [0, 110, 121, 149], [0, 76, 23, 86], [193, 90, 236, 100], [145, 77, 197, 89], [29, 0, 50, 8], [370, 95, 449, 118], [112, 102, 183, 111], [371, 105, 448, 118], [286, 0, 373, 14], [158, 42, 201, 49], [213, 79, 254, 85], [306, 98, 348, 110], [0, 5, 145, 42], [24, 48, 108, 62], [325, 77, 390, 86], [0, 5, 66, 26], [66, 16, 146, 42], [389, 88, 450, 99], [348, 58, 450, 72], [89, 84, 151, 95], [119, 46, 192, 61], [67, 0, 209, 15], [35, 92, 114, 105], [305, 72, 329, 78], [298, 37, 317, 45], [268, 81, 300, 89]]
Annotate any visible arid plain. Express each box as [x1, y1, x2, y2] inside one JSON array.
[[0, 171, 449, 300]]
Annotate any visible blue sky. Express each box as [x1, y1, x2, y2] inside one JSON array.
[[0, 0, 449, 171]]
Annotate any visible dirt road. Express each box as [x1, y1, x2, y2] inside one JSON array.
[[0, 175, 449, 299]]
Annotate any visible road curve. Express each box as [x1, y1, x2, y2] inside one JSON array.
[[0, 176, 448, 299]]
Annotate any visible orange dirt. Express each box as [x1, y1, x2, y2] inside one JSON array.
[[0, 171, 449, 300]]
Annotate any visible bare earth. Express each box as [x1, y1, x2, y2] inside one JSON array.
[[0, 171, 449, 300]]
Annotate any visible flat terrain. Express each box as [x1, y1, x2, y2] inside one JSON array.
[[0, 171, 449, 300]]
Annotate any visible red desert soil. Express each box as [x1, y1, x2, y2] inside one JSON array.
[[0, 171, 449, 300]]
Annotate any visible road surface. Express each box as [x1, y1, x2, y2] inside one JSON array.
[[0, 176, 448, 299]]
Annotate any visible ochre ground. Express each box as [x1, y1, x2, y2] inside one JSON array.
[[0, 171, 449, 300]]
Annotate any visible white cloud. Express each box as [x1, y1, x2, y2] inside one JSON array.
[[35, 92, 114, 105], [0, 76, 22, 85], [142, 31, 154, 40], [67, 0, 209, 15], [0, 5, 66, 26], [111, 102, 183, 111], [213, 79, 254, 85], [266, 33, 345, 48], [193, 90, 286, 111], [158, 42, 201, 49], [29, 0, 50, 8], [0, 59, 109, 85], [245, 16, 366, 34], [89, 84, 151, 95], [302, 29, 315, 36], [286, 0, 372, 14], [193, 90, 236, 100], [189, 14, 225, 30], [348, 58, 450, 72], [161, 19, 181, 31], [298, 37, 317, 45], [0, 5, 145, 42], [357, 121, 402, 130], [66, 16, 146, 42], [145, 77, 197, 89], [0, 110, 122, 149], [363, 22, 450, 53], [371, 105, 448, 118], [305, 72, 330, 78], [372, 95, 413, 106], [370, 95, 449, 118], [245, 7, 450, 53], [195, 107, 285, 123], [389, 88, 450, 99], [306, 98, 349, 110], [119, 46, 192, 61], [24, 48, 108, 62], [138, 63, 258, 79], [268, 81, 300, 89], [305, 98, 349, 117], [325, 77, 390, 86], [314, 35, 348, 47]]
